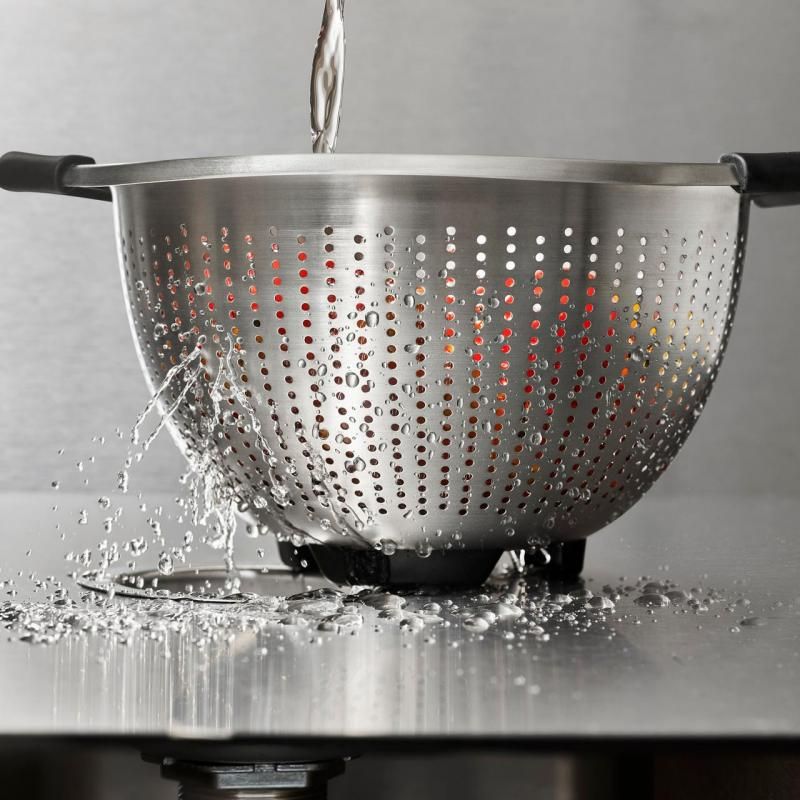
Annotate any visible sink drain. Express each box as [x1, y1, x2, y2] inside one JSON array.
[[77, 566, 334, 604]]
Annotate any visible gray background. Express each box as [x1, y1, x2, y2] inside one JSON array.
[[1, 0, 799, 497]]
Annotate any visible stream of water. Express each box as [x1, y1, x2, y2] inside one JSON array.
[[310, 0, 345, 153]]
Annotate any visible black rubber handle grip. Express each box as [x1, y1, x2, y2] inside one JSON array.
[[720, 152, 800, 208], [0, 151, 111, 201]]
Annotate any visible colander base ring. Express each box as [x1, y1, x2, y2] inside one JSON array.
[[291, 541, 586, 587]]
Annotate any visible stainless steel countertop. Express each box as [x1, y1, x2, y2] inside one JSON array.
[[0, 491, 798, 743]]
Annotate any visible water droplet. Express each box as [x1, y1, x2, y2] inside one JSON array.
[[400, 615, 425, 633], [345, 372, 359, 388], [415, 541, 433, 558], [346, 457, 366, 473], [270, 484, 290, 506], [157, 552, 174, 576], [361, 592, 406, 611], [333, 612, 363, 630], [462, 616, 490, 633], [588, 596, 615, 610], [666, 590, 690, 603], [379, 538, 398, 555], [634, 593, 670, 608], [128, 537, 147, 556]]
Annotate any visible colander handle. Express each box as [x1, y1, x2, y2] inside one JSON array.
[[0, 151, 111, 201], [720, 152, 800, 208]]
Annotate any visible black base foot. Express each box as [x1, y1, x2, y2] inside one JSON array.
[[528, 539, 587, 579], [308, 545, 503, 587], [279, 539, 587, 587]]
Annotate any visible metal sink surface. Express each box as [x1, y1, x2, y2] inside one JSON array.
[[0, 491, 797, 745]]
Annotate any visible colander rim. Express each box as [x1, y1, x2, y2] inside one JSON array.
[[63, 153, 740, 190]]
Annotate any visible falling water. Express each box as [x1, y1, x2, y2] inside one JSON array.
[[310, 0, 345, 153], [123, 338, 246, 573]]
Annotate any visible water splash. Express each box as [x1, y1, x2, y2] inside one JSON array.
[[130, 346, 202, 450], [1, 566, 780, 649]]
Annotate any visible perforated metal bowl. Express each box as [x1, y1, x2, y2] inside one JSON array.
[[2, 150, 798, 584]]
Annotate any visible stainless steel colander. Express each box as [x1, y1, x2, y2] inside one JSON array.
[[2, 150, 798, 584]]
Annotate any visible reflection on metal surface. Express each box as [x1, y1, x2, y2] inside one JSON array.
[[47, 584, 638, 738]]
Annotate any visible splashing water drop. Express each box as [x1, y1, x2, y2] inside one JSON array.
[[379, 539, 398, 556], [415, 541, 433, 558], [157, 552, 174, 576], [127, 537, 147, 557], [117, 470, 129, 493]]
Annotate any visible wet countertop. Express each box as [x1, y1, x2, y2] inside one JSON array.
[[0, 491, 798, 744]]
